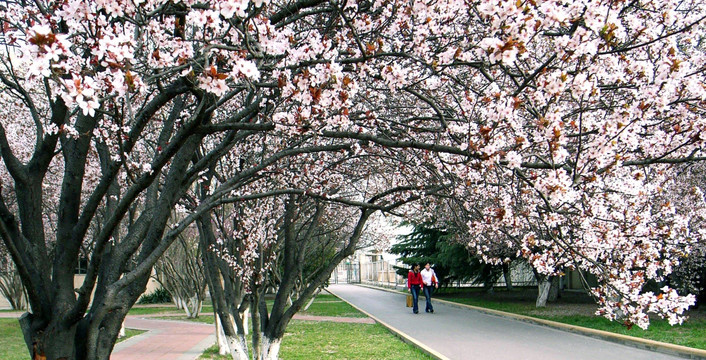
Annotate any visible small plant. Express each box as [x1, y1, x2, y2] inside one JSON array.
[[137, 287, 172, 304]]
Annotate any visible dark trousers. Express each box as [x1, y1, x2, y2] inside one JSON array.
[[410, 285, 421, 313], [423, 286, 434, 312]]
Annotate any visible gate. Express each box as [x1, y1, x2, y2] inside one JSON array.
[[330, 259, 360, 284]]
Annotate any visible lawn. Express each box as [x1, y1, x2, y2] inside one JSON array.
[[193, 292, 432, 359], [156, 294, 365, 322], [128, 304, 214, 316], [298, 294, 368, 318], [436, 287, 706, 350], [0, 319, 28, 360], [199, 321, 433, 360]]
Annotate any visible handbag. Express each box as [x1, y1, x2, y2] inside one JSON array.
[[431, 274, 437, 285], [406, 294, 413, 307]]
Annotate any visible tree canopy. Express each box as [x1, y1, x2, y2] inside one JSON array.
[[1, 0, 706, 358]]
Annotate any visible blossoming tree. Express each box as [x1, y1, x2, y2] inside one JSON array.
[[1, 0, 706, 359]]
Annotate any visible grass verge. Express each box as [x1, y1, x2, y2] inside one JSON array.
[[0, 319, 28, 360], [298, 294, 367, 318], [436, 288, 706, 350], [197, 292, 431, 359], [199, 320, 433, 360], [128, 304, 214, 316]]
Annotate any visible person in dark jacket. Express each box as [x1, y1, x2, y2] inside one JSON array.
[[407, 263, 423, 314]]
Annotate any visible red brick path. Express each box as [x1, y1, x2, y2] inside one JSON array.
[[111, 317, 215, 360]]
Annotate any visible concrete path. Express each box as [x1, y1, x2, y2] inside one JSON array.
[[111, 317, 215, 360], [327, 284, 686, 360]]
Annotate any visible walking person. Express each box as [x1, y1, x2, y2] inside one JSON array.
[[407, 263, 423, 314], [421, 262, 439, 313]]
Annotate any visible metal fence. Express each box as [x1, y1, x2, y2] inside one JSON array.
[[352, 259, 539, 289], [330, 260, 361, 284], [360, 260, 405, 288]]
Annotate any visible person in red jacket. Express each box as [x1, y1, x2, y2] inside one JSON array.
[[407, 263, 423, 314]]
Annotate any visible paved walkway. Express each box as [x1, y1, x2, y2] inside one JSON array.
[[111, 317, 215, 360], [327, 284, 687, 360]]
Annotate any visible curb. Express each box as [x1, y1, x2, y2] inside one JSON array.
[[355, 284, 706, 360], [325, 288, 450, 360]]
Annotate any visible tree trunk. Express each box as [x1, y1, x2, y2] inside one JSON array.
[[198, 211, 250, 359], [547, 275, 560, 302], [502, 263, 513, 291], [535, 274, 560, 308], [255, 335, 282, 360], [216, 316, 229, 355], [216, 315, 249, 360], [20, 313, 79, 360], [483, 279, 494, 294], [303, 288, 321, 311], [536, 277, 551, 307]]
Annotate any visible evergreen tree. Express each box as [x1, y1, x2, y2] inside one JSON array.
[[390, 223, 504, 289]]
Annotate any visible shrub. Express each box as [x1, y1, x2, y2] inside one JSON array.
[[137, 287, 172, 304]]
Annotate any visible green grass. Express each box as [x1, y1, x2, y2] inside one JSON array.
[[163, 294, 366, 323], [199, 321, 433, 360], [299, 294, 367, 318], [198, 293, 431, 359], [128, 306, 182, 315], [437, 289, 706, 350], [533, 315, 706, 349], [157, 315, 216, 324], [281, 321, 433, 359], [0, 319, 28, 360], [128, 305, 214, 316]]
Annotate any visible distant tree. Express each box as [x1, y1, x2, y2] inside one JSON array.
[[154, 230, 207, 318], [0, 245, 28, 310], [391, 223, 508, 290]]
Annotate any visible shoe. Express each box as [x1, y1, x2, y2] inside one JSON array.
[[413, 311, 419, 314], [430, 310, 434, 313], [425, 310, 429, 313]]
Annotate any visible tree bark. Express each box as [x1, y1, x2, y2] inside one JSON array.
[[502, 263, 513, 291], [547, 275, 561, 302], [536, 276, 552, 307], [198, 211, 250, 360], [535, 274, 560, 307]]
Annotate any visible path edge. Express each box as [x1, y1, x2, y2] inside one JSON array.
[[325, 287, 450, 360], [355, 283, 706, 360]]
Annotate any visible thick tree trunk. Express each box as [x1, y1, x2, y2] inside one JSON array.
[[536, 275, 560, 308], [0, 82, 199, 360], [502, 263, 513, 291], [255, 336, 282, 360], [198, 211, 250, 359], [20, 313, 79, 360], [227, 334, 249, 360], [536, 277, 552, 307], [547, 275, 560, 302], [216, 315, 249, 360]]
